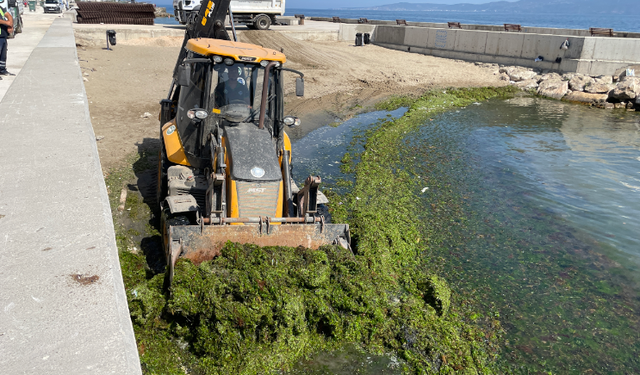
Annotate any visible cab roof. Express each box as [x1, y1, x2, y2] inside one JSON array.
[[186, 38, 287, 64]]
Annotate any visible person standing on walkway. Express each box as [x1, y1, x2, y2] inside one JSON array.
[[0, 5, 15, 77]]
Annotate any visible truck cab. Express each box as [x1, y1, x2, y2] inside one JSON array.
[[173, 0, 284, 30]]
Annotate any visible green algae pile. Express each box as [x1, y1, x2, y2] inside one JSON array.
[[124, 243, 496, 374], [112, 87, 521, 374]]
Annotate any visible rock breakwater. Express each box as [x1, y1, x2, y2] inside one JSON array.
[[479, 63, 640, 110]]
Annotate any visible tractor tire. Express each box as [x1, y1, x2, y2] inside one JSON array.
[[253, 14, 271, 30]]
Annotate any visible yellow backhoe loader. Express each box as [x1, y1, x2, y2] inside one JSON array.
[[157, 0, 351, 288]]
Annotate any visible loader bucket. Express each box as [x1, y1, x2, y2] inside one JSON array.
[[164, 223, 350, 288]]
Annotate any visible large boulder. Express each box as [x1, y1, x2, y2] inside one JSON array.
[[538, 80, 569, 100], [569, 75, 595, 92], [540, 72, 562, 82], [585, 83, 615, 94], [515, 79, 539, 90], [594, 75, 613, 85], [609, 77, 640, 101], [564, 92, 609, 105], [614, 65, 640, 81], [505, 67, 538, 82]]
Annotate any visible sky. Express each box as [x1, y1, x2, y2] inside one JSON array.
[[287, 0, 518, 9]]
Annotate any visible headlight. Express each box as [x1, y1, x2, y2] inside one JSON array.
[[187, 109, 208, 120], [261, 61, 281, 68], [224, 58, 234, 66], [213, 55, 223, 63], [283, 116, 300, 127]]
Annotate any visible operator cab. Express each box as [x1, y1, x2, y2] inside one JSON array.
[[169, 38, 292, 169]]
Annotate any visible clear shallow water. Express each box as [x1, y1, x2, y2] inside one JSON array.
[[467, 98, 640, 270], [292, 98, 640, 373], [286, 8, 640, 32], [410, 98, 640, 373], [291, 108, 406, 187], [480, 99, 639, 268]]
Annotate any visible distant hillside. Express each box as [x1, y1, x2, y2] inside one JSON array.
[[347, 0, 640, 15]]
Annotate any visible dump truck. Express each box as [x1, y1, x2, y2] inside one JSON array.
[[158, 0, 350, 288], [173, 0, 284, 30]]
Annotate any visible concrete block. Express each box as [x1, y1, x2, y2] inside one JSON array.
[[558, 58, 580, 73], [562, 37, 585, 59], [485, 31, 526, 58], [280, 30, 339, 41], [453, 29, 488, 54], [374, 25, 405, 45], [590, 38, 640, 62], [339, 24, 376, 42], [429, 28, 457, 50], [521, 34, 568, 60], [579, 38, 597, 60], [277, 17, 299, 26], [404, 26, 430, 48], [587, 60, 633, 76], [523, 27, 589, 37], [575, 60, 593, 75]]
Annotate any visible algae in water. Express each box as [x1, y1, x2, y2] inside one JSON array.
[[115, 87, 520, 374]]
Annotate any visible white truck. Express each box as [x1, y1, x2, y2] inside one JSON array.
[[173, 0, 284, 30]]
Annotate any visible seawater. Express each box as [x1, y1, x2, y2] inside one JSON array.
[[292, 98, 640, 374], [286, 8, 640, 33], [410, 98, 640, 373], [154, 7, 640, 32]]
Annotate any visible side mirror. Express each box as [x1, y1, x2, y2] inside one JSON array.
[[177, 64, 191, 87], [296, 77, 304, 97]]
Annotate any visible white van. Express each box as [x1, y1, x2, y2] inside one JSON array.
[[43, 0, 62, 13]]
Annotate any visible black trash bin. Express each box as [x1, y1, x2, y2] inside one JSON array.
[[364, 33, 370, 44], [355, 32, 363, 46], [107, 30, 117, 48]]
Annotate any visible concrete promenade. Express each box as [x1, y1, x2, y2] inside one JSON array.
[[0, 17, 141, 375], [0, 12, 57, 101]]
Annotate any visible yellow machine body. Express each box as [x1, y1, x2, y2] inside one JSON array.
[[186, 38, 287, 64], [161, 120, 190, 166]]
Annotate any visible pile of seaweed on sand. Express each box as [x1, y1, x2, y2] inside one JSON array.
[[120, 87, 517, 374]]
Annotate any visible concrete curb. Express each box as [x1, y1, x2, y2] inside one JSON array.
[[0, 18, 141, 375]]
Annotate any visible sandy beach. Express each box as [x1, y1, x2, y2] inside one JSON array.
[[76, 28, 505, 170]]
